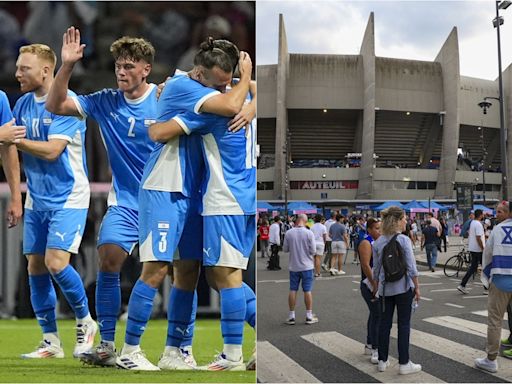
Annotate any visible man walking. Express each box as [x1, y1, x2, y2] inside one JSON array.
[[421, 220, 439, 272], [458, 209, 485, 294], [475, 202, 512, 372], [283, 214, 317, 325], [268, 216, 282, 270], [329, 214, 348, 275]]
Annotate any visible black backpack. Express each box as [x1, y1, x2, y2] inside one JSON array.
[[382, 234, 407, 282]]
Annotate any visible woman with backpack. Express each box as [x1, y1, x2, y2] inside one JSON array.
[[372, 206, 421, 375], [359, 218, 382, 365]]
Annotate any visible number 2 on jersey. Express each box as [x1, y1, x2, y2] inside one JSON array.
[[128, 116, 136, 137]]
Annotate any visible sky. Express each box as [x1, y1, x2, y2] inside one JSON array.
[[256, 0, 512, 80]]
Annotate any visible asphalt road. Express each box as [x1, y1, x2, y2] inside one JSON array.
[[256, 242, 511, 383]]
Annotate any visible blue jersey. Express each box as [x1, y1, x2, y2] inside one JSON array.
[[0, 90, 13, 125], [173, 91, 256, 215], [73, 84, 157, 210], [141, 73, 219, 197], [13, 92, 89, 210]]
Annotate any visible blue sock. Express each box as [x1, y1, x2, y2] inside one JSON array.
[[166, 288, 195, 347], [220, 286, 246, 346], [96, 272, 120, 342], [52, 265, 89, 319], [29, 274, 57, 333], [181, 291, 197, 349], [242, 282, 256, 328], [125, 280, 157, 346]]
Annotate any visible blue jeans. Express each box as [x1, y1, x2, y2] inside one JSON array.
[[361, 282, 380, 349], [378, 288, 414, 364], [425, 243, 438, 269]]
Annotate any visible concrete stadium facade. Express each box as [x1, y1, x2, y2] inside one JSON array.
[[257, 13, 512, 203]]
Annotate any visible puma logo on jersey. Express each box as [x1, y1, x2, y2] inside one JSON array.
[[203, 248, 211, 257], [55, 232, 66, 241], [97, 320, 104, 328], [110, 112, 120, 122], [175, 326, 190, 336], [36, 315, 47, 322]]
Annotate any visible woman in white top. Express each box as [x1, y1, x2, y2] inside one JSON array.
[[311, 214, 327, 277]]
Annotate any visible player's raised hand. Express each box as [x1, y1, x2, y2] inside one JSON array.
[[228, 102, 255, 133], [0, 119, 26, 144], [62, 26, 86, 66], [238, 51, 253, 79]]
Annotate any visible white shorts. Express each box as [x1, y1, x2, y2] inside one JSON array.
[[315, 242, 325, 256], [331, 241, 347, 254]]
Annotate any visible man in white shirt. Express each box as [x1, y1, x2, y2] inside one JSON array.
[[458, 209, 485, 294], [311, 214, 327, 277], [322, 213, 337, 270], [268, 216, 282, 270]]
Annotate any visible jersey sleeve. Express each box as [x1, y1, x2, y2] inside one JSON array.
[[48, 114, 83, 142], [0, 91, 13, 125], [157, 76, 220, 122], [72, 90, 103, 120], [172, 111, 211, 135]]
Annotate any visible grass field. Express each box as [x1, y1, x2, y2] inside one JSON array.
[[0, 319, 255, 383]]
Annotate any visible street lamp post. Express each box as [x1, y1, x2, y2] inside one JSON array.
[[493, 0, 511, 200], [478, 126, 487, 204]]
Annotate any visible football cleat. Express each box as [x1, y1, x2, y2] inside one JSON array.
[[158, 348, 195, 370], [116, 349, 160, 371], [21, 339, 64, 359], [73, 321, 98, 358], [202, 352, 246, 371], [80, 341, 116, 366]]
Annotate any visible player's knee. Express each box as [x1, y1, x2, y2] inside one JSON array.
[[140, 263, 168, 288], [98, 253, 125, 272], [44, 256, 68, 274], [27, 256, 47, 275]]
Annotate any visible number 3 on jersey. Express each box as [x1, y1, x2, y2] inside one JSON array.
[[127, 116, 136, 137], [158, 232, 167, 253]]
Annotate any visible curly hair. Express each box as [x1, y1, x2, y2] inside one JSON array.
[[110, 36, 155, 64]]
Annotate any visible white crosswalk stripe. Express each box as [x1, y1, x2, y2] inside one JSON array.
[[423, 316, 508, 339], [301, 332, 444, 383], [473, 310, 509, 321], [257, 341, 321, 383], [391, 327, 512, 382]]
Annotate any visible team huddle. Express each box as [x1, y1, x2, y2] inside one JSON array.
[[0, 26, 256, 371]]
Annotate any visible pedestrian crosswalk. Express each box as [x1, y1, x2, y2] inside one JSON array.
[[258, 312, 512, 383]]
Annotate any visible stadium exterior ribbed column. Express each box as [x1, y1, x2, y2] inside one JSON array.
[[274, 14, 289, 200], [434, 27, 461, 199], [504, 64, 512, 197], [356, 12, 376, 199]]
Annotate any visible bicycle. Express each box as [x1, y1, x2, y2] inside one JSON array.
[[444, 247, 471, 277]]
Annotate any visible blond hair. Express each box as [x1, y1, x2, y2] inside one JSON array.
[[19, 44, 56, 69], [381, 206, 405, 236], [110, 36, 155, 64]]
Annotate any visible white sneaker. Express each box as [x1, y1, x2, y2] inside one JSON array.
[[116, 349, 160, 371], [364, 344, 372, 355], [457, 285, 468, 294], [73, 321, 98, 358], [378, 360, 390, 372], [336, 270, 346, 275], [305, 314, 319, 325], [158, 348, 195, 370], [180, 347, 197, 367], [330, 268, 338, 276], [370, 349, 379, 364], [202, 352, 246, 371], [21, 339, 64, 359], [399, 360, 422, 375], [80, 341, 116, 366], [321, 263, 328, 271], [475, 357, 498, 373]]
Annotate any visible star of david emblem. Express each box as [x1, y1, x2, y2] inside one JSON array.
[[502, 226, 512, 245]]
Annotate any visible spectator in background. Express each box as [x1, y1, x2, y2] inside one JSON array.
[[258, 219, 270, 258], [283, 214, 317, 325], [458, 209, 485, 294], [421, 220, 439, 272], [329, 214, 348, 275], [0, 8, 22, 73], [311, 214, 327, 277], [439, 217, 448, 252], [268, 216, 281, 270], [322, 211, 337, 271]]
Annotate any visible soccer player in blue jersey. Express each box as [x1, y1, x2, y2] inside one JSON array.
[[148, 39, 256, 371], [46, 27, 161, 366], [115, 39, 253, 371], [12, 44, 96, 359], [0, 90, 24, 228]]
